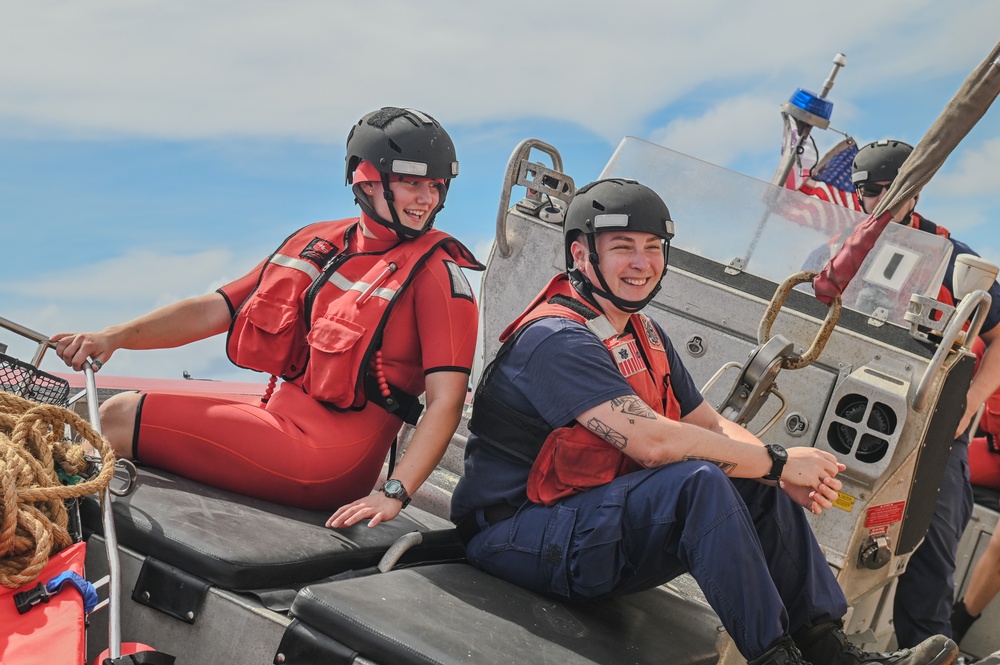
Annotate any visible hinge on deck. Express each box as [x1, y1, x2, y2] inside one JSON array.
[[867, 307, 889, 327], [132, 557, 209, 624]]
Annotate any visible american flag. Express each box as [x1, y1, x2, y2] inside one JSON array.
[[776, 140, 864, 237], [800, 140, 862, 212], [610, 338, 645, 377]]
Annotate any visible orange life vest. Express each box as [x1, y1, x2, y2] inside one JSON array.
[[492, 274, 681, 505], [227, 217, 481, 410]]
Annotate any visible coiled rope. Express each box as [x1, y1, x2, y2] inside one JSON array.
[[0, 391, 115, 588], [757, 270, 842, 371]]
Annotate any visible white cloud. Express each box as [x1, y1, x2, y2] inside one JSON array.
[[648, 95, 781, 167], [1, 247, 265, 379], [4, 248, 249, 302], [2, 0, 997, 144], [935, 137, 1000, 197], [916, 136, 1000, 255]]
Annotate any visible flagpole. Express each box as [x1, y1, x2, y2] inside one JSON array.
[[771, 53, 846, 188], [742, 54, 846, 270]]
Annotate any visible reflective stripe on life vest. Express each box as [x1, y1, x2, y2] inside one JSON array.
[[227, 217, 481, 410]]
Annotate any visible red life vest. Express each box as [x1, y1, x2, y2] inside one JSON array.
[[499, 275, 681, 506], [227, 217, 481, 410]]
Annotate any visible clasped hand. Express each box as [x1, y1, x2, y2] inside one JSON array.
[[779, 447, 846, 515]]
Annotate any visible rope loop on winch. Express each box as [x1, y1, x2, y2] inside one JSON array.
[[0, 390, 115, 589], [758, 270, 842, 370]]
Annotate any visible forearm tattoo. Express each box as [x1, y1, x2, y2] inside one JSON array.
[[586, 418, 628, 450], [610, 395, 656, 424], [682, 456, 737, 476]]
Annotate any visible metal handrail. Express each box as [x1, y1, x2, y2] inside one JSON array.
[[494, 139, 564, 258], [912, 289, 992, 412], [0, 314, 123, 660], [0, 314, 52, 368]]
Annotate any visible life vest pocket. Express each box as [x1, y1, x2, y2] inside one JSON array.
[[527, 426, 631, 506], [303, 315, 367, 407], [982, 389, 1000, 449], [229, 294, 307, 378]]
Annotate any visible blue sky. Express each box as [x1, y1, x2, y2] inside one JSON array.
[[3, 1, 999, 381]]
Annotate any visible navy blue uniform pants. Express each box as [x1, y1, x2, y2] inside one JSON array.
[[893, 439, 973, 647], [464, 462, 847, 659]]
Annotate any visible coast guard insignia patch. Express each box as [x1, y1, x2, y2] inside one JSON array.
[[640, 314, 662, 349], [445, 261, 474, 301]]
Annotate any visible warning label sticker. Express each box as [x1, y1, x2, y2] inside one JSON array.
[[865, 501, 906, 528], [833, 492, 855, 513]]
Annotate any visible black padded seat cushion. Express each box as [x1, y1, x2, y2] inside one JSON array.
[[289, 563, 721, 665], [82, 467, 459, 590]]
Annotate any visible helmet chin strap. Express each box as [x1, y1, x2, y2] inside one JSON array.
[[567, 269, 603, 310], [590, 268, 662, 313], [571, 233, 664, 314], [352, 175, 444, 241], [569, 266, 659, 314]]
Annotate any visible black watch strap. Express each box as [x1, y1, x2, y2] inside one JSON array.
[[762, 444, 787, 482], [380, 479, 412, 508]]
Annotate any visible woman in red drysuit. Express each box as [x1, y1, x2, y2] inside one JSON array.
[[51, 107, 483, 528]]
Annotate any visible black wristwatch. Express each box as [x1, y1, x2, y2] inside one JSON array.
[[380, 479, 411, 508], [762, 444, 788, 482]]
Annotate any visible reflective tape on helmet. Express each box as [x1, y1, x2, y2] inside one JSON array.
[[392, 159, 428, 177], [594, 213, 630, 228]]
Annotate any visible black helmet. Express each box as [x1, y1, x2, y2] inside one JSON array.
[[564, 178, 675, 313], [345, 107, 459, 239], [852, 139, 913, 186]]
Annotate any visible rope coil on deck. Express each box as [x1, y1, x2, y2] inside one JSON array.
[[0, 391, 115, 589]]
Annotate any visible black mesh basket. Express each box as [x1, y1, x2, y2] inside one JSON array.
[[0, 352, 71, 406]]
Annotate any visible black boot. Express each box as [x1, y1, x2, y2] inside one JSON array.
[[951, 598, 980, 645], [794, 621, 958, 665], [748, 636, 811, 665]]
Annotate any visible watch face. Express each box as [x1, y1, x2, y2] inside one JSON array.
[[383, 480, 403, 495], [769, 444, 788, 462]]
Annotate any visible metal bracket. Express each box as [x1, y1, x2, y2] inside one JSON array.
[[515, 160, 575, 204], [494, 139, 571, 258], [111, 459, 139, 497], [714, 335, 795, 434], [725, 257, 746, 275], [905, 293, 956, 342]]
